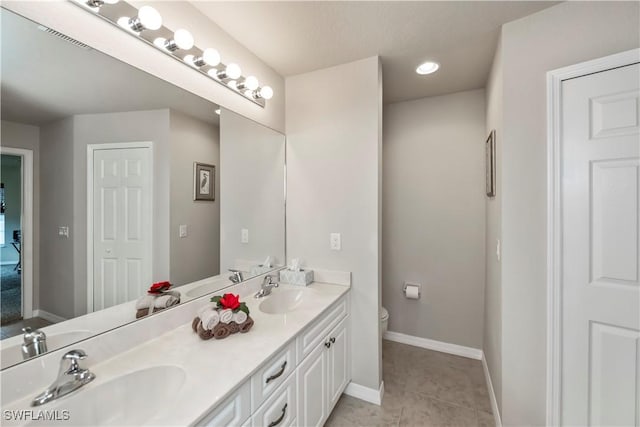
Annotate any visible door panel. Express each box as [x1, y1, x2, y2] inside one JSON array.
[[328, 319, 349, 411], [93, 147, 152, 311], [561, 63, 640, 426], [297, 343, 326, 427]]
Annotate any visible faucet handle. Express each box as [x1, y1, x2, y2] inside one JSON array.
[[63, 350, 88, 361]]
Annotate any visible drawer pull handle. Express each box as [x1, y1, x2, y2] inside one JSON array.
[[266, 361, 287, 384], [268, 403, 288, 427], [330, 337, 336, 344], [325, 341, 331, 348]]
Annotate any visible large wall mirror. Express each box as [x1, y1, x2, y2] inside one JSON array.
[[0, 8, 286, 369]]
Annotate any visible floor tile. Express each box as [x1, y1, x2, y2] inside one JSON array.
[[398, 392, 479, 427], [477, 410, 495, 427]]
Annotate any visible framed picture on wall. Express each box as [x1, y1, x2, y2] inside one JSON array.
[[486, 130, 496, 198], [194, 162, 215, 201]]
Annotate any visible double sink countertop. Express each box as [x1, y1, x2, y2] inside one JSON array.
[[1, 281, 349, 426]]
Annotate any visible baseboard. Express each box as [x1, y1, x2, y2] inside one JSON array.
[[344, 380, 384, 406], [482, 352, 502, 427], [33, 309, 67, 324], [383, 331, 483, 360]]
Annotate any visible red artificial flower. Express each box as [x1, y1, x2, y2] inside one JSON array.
[[148, 281, 171, 294], [219, 293, 240, 310]]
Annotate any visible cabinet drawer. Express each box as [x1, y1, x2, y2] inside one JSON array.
[[196, 381, 251, 427], [297, 295, 348, 361], [252, 372, 297, 427], [251, 340, 297, 411]]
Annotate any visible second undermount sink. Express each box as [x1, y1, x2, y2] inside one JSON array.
[[259, 288, 312, 314], [26, 365, 186, 426]]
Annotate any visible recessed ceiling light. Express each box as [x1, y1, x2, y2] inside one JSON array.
[[416, 61, 440, 75]]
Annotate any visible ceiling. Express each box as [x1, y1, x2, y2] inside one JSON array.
[[1, 9, 219, 127], [192, 1, 557, 103]]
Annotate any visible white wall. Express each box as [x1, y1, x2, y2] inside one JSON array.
[[483, 34, 503, 412], [2, 0, 285, 133], [496, 2, 640, 425], [219, 108, 285, 272], [169, 111, 220, 286], [40, 117, 75, 319], [286, 56, 383, 391], [383, 89, 486, 349], [73, 109, 171, 316], [1, 121, 40, 309]]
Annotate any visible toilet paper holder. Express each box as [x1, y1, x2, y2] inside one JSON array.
[[403, 282, 421, 298]]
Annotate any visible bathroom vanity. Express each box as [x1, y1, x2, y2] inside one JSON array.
[[0, 272, 351, 426]]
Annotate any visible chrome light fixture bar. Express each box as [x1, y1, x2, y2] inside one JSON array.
[[70, 0, 273, 107]]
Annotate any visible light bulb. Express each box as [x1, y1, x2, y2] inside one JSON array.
[[103, 0, 119, 4], [225, 63, 241, 80], [227, 81, 237, 89], [173, 29, 194, 50], [201, 48, 220, 66], [207, 69, 218, 78], [257, 86, 273, 100], [153, 37, 166, 48], [416, 61, 439, 75], [138, 6, 162, 31], [183, 54, 195, 66], [244, 76, 259, 91]]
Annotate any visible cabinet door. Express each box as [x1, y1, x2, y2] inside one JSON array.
[[297, 341, 327, 427], [196, 381, 252, 427], [327, 317, 349, 411]]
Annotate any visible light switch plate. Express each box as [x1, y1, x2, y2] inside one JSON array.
[[58, 226, 69, 238], [241, 228, 249, 244], [330, 233, 341, 251], [179, 225, 188, 238]]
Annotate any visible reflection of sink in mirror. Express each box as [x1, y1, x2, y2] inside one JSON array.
[[25, 366, 186, 426], [259, 288, 314, 314], [1, 330, 92, 368]]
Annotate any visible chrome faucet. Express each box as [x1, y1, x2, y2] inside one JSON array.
[[255, 275, 279, 298], [229, 269, 244, 284], [21, 327, 48, 360], [32, 350, 96, 407]]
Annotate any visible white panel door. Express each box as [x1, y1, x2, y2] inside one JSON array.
[[297, 342, 327, 427], [327, 318, 349, 412], [561, 63, 640, 426], [93, 147, 152, 311]]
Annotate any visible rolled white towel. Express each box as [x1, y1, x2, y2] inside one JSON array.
[[200, 309, 220, 330], [154, 294, 179, 309], [233, 311, 247, 324], [219, 309, 233, 324], [197, 304, 216, 319], [136, 295, 156, 310]]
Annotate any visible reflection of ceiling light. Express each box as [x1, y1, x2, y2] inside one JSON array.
[[215, 108, 221, 115], [416, 61, 439, 75]]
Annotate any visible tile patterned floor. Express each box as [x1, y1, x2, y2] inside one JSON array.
[[325, 340, 494, 427]]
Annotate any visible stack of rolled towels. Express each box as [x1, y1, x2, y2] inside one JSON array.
[[192, 304, 254, 340], [135, 291, 181, 319]]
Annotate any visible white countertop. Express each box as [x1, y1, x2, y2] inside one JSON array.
[[1, 282, 349, 426]]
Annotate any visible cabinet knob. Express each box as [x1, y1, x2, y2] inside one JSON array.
[[330, 337, 336, 344], [324, 341, 331, 348]]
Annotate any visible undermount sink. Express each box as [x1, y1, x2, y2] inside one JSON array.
[[259, 288, 310, 314], [26, 365, 186, 426], [1, 330, 93, 369]]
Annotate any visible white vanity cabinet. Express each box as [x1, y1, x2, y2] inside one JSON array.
[[297, 317, 349, 427], [195, 293, 350, 427]]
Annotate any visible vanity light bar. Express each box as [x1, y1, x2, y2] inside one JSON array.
[[69, 0, 273, 107]]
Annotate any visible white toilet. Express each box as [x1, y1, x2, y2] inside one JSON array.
[[381, 307, 389, 335]]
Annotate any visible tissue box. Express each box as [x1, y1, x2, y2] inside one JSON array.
[[279, 269, 314, 286], [250, 265, 274, 276]]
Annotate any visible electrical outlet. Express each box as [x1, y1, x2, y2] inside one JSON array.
[[330, 233, 341, 251], [58, 226, 69, 238], [179, 225, 188, 238], [241, 228, 249, 244]]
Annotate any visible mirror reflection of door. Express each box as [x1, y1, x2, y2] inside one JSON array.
[[0, 155, 22, 327], [90, 145, 152, 312]]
